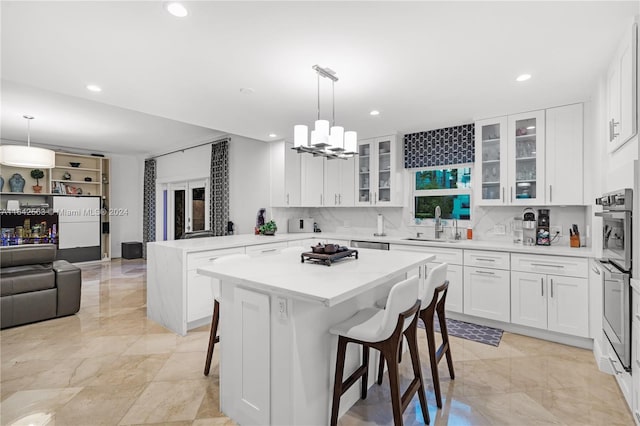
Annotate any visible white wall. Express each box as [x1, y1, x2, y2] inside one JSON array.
[[109, 154, 144, 258], [154, 136, 270, 238]]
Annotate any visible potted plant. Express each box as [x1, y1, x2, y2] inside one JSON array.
[[30, 169, 45, 193], [259, 220, 278, 236]]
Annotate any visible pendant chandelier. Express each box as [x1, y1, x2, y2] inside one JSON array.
[[0, 115, 56, 168], [293, 65, 357, 159]]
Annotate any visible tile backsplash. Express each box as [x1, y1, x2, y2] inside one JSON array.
[[271, 205, 589, 247]]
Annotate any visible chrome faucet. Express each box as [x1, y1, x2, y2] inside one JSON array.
[[434, 206, 443, 239], [453, 219, 461, 240]]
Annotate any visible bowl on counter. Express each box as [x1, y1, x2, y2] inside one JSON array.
[[311, 244, 325, 254], [323, 244, 339, 254], [69, 162, 81, 167]]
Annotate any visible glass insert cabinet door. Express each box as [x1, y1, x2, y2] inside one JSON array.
[[508, 110, 545, 205], [377, 139, 392, 203], [475, 117, 507, 205], [357, 142, 371, 203]]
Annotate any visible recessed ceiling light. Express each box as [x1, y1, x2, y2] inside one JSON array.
[[370, 110, 380, 116], [516, 74, 532, 82], [165, 2, 188, 18], [240, 87, 255, 95], [269, 133, 277, 138], [86, 84, 102, 92]]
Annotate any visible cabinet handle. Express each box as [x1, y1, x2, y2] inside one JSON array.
[[261, 248, 278, 253], [476, 270, 495, 275], [549, 185, 552, 203], [502, 187, 505, 203], [338, 194, 342, 204], [635, 314, 640, 321], [550, 278, 554, 298], [541, 277, 544, 297], [531, 263, 564, 269], [335, 194, 338, 205], [370, 191, 373, 205], [374, 192, 377, 204], [610, 119, 620, 141], [609, 357, 622, 375], [320, 194, 323, 205], [475, 258, 496, 262], [591, 267, 601, 275], [510, 187, 513, 203], [208, 257, 219, 261]]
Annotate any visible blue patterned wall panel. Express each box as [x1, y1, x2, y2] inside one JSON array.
[[404, 123, 475, 168]]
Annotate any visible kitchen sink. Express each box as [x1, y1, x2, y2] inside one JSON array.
[[403, 238, 461, 243]]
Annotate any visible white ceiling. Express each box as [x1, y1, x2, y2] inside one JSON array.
[[1, 1, 638, 156]]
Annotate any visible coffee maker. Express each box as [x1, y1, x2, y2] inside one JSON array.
[[536, 209, 550, 246], [522, 208, 536, 246]]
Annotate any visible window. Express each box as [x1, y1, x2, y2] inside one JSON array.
[[413, 166, 472, 223]]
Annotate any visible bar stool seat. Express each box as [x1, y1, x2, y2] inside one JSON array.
[[203, 253, 251, 376], [329, 276, 430, 426]]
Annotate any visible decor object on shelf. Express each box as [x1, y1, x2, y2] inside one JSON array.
[[292, 65, 357, 159], [30, 169, 44, 193], [69, 162, 81, 167], [101, 173, 108, 184], [259, 220, 277, 236], [84, 177, 92, 182], [0, 176, 4, 192], [62, 172, 71, 180], [0, 116, 55, 168], [8, 173, 25, 192]]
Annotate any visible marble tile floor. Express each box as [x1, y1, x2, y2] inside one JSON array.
[[0, 259, 633, 425]]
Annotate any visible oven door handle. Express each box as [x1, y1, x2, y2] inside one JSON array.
[[599, 261, 627, 279], [595, 211, 631, 218]]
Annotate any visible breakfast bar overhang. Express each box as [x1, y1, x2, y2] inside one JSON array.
[[197, 248, 435, 425]]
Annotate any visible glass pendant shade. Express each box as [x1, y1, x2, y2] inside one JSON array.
[[329, 126, 344, 149], [344, 131, 357, 153], [310, 129, 318, 145], [0, 145, 56, 168], [314, 120, 330, 143], [294, 124, 308, 147]]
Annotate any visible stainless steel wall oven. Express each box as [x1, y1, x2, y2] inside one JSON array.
[[596, 188, 633, 371]]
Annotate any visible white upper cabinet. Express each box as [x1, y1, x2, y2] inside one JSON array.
[[475, 110, 546, 206], [301, 154, 324, 207], [475, 117, 508, 205], [270, 141, 300, 207], [356, 135, 403, 206], [607, 21, 637, 152], [545, 103, 583, 205], [324, 157, 355, 207]]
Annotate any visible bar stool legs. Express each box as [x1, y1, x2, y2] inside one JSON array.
[[421, 281, 455, 409], [330, 299, 429, 426], [203, 300, 220, 376]]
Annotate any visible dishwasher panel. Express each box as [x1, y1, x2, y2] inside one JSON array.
[[350, 240, 390, 250]]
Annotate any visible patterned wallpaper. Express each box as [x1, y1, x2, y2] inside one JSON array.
[[404, 123, 475, 168]]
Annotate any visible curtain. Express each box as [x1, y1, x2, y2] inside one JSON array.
[[142, 158, 157, 257], [210, 138, 230, 236]]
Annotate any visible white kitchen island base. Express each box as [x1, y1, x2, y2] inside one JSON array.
[[198, 249, 434, 425]]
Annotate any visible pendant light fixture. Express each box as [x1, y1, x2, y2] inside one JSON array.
[[293, 65, 357, 159], [0, 115, 56, 168]]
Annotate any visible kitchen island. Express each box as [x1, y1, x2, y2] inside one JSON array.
[[197, 248, 435, 426]]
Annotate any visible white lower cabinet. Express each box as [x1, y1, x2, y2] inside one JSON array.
[[511, 271, 589, 337], [463, 266, 510, 322], [632, 283, 640, 424], [245, 242, 288, 256], [511, 254, 588, 338]]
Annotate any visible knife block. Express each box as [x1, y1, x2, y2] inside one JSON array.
[[570, 233, 580, 248]]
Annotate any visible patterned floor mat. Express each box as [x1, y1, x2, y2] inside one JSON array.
[[418, 316, 503, 347]]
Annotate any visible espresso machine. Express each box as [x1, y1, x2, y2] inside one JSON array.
[[522, 208, 536, 246], [536, 209, 550, 246]]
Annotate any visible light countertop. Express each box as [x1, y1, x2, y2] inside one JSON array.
[[149, 231, 594, 258], [197, 248, 435, 306]]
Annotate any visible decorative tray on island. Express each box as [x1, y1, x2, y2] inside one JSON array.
[[300, 249, 358, 266]]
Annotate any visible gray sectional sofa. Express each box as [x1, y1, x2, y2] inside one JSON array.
[[1, 244, 82, 329]]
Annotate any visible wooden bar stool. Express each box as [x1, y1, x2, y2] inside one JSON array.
[[377, 263, 455, 409], [329, 276, 430, 426], [203, 253, 251, 376]]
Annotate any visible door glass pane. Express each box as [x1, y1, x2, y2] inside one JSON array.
[[191, 187, 205, 231], [174, 189, 185, 239], [416, 168, 471, 190], [414, 195, 471, 220], [358, 143, 370, 203], [378, 140, 391, 202], [481, 123, 500, 200], [514, 118, 537, 199]]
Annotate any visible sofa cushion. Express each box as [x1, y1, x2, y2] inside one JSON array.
[[0, 244, 56, 268], [0, 270, 55, 296], [1, 288, 57, 329]]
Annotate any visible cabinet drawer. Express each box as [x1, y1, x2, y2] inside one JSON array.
[[187, 247, 245, 271], [511, 253, 588, 278], [390, 244, 463, 265], [245, 241, 288, 256], [287, 238, 317, 248], [464, 250, 510, 270]]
